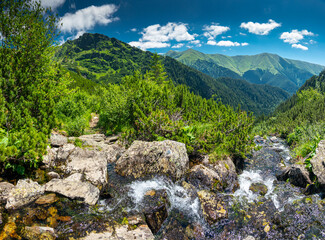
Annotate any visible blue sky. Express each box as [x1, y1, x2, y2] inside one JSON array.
[[42, 0, 325, 65]]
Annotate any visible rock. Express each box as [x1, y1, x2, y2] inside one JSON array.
[[276, 165, 312, 188], [45, 173, 100, 205], [57, 143, 76, 161], [197, 190, 228, 225], [128, 215, 144, 225], [0, 221, 21, 239], [62, 147, 109, 188], [6, 179, 45, 210], [0, 182, 14, 203], [50, 133, 67, 147], [157, 218, 187, 240], [270, 136, 278, 143], [106, 144, 125, 163], [23, 226, 56, 240], [244, 236, 256, 240], [43, 147, 58, 168], [115, 140, 189, 180], [213, 157, 238, 193], [81, 225, 154, 240], [46, 172, 60, 180], [311, 140, 325, 186], [143, 189, 170, 234], [35, 193, 59, 205], [186, 164, 222, 191], [0, 207, 3, 225], [249, 183, 268, 196]]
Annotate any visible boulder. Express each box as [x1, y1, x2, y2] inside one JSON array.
[[62, 148, 109, 188], [6, 179, 45, 210], [45, 173, 100, 205], [213, 157, 238, 192], [81, 225, 154, 240], [197, 190, 228, 225], [46, 172, 60, 180], [50, 133, 67, 147], [35, 193, 59, 205], [23, 226, 56, 240], [186, 164, 222, 191], [43, 146, 58, 168], [311, 140, 325, 186], [276, 165, 312, 188], [270, 136, 278, 143], [143, 190, 170, 234], [249, 183, 268, 196], [57, 144, 75, 161], [115, 140, 189, 180], [0, 182, 14, 203]]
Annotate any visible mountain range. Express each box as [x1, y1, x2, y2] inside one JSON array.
[[54, 33, 291, 115], [166, 49, 324, 94]]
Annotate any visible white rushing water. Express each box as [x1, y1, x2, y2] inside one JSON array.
[[128, 176, 203, 223]]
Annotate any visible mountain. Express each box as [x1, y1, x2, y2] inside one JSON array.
[[166, 49, 324, 94], [55, 33, 290, 115]]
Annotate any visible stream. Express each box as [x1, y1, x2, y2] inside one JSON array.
[[3, 137, 325, 239]]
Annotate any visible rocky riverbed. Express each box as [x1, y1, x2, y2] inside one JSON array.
[[1, 134, 325, 239]]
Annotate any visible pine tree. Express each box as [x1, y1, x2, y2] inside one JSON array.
[[0, 0, 67, 175]]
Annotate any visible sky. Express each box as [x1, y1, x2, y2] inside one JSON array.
[[41, 0, 325, 65]]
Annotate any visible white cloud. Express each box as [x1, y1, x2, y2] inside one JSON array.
[[38, 0, 66, 10], [130, 22, 197, 50], [292, 44, 308, 50], [280, 29, 314, 44], [129, 41, 170, 50], [207, 40, 248, 47], [309, 39, 317, 44], [130, 28, 137, 32], [72, 31, 86, 40], [60, 4, 119, 33], [172, 43, 184, 49], [239, 32, 247, 36], [240, 19, 281, 35], [203, 24, 230, 40]]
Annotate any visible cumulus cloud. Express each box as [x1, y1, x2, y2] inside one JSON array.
[[172, 43, 184, 49], [240, 19, 281, 35], [60, 4, 119, 33], [130, 22, 197, 50], [280, 29, 314, 44], [37, 0, 66, 10], [203, 24, 230, 40], [129, 41, 170, 50], [292, 44, 308, 51], [207, 40, 248, 47]]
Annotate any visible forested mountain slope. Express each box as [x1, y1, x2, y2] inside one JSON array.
[[166, 49, 324, 94], [55, 33, 289, 115]]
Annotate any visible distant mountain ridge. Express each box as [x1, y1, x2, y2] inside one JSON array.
[[54, 33, 290, 115], [166, 49, 324, 94]]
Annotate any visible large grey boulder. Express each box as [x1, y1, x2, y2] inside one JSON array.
[[45, 173, 100, 205], [0, 182, 14, 203], [81, 224, 154, 240], [186, 164, 222, 191], [311, 140, 325, 186], [115, 140, 189, 180], [6, 179, 45, 209], [276, 164, 312, 188], [50, 133, 67, 147]]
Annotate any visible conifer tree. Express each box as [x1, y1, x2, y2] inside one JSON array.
[[0, 0, 67, 175]]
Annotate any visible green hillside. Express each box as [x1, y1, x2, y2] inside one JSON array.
[[166, 49, 324, 94], [55, 33, 289, 115]]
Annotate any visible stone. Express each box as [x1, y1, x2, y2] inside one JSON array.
[[197, 190, 228, 225], [0, 221, 21, 239], [115, 140, 189, 180], [128, 215, 144, 225], [45, 173, 100, 205], [35, 193, 59, 205], [270, 136, 278, 143], [23, 226, 56, 240], [186, 164, 222, 191], [143, 189, 170, 234], [249, 183, 268, 196], [62, 147, 109, 188], [43, 147, 58, 168], [57, 143, 76, 161], [0, 207, 3, 225], [244, 236, 256, 240], [213, 157, 239, 193], [81, 224, 154, 240], [6, 179, 45, 210], [311, 140, 325, 186], [0, 182, 14, 203], [50, 133, 67, 147], [46, 172, 60, 180], [276, 164, 312, 188]]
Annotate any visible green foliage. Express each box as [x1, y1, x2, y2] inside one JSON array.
[[100, 55, 255, 158], [0, 0, 67, 175], [54, 33, 290, 116]]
